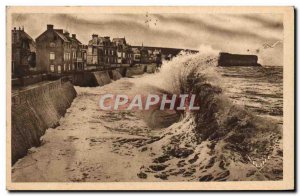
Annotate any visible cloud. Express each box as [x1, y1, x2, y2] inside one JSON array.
[[11, 12, 283, 65]]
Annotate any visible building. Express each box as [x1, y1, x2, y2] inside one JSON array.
[[11, 27, 36, 77], [125, 46, 134, 65], [132, 47, 141, 64], [65, 33, 86, 71], [81, 45, 88, 70], [87, 34, 117, 69], [36, 24, 72, 74], [36, 24, 86, 74], [140, 46, 149, 64], [112, 37, 133, 65], [102, 36, 117, 67], [87, 34, 100, 67], [152, 49, 162, 65]]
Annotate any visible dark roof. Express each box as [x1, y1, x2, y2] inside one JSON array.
[[19, 31, 34, 42], [36, 29, 70, 42], [12, 29, 36, 48], [72, 37, 82, 45], [112, 38, 126, 45], [54, 30, 70, 42], [88, 36, 110, 46]]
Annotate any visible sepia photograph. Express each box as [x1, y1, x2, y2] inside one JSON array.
[[6, 6, 294, 191]]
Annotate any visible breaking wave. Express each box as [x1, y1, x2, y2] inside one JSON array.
[[137, 51, 283, 181]]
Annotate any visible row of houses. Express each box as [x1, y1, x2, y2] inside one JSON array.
[[12, 24, 162, 77]]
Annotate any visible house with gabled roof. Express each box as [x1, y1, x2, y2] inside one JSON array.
[[36, 24, 73, 74], [11, 27, 36, 76], [112, 37, 133, 64], [63, 32, 86, 71], [87, 34, 117, 69]]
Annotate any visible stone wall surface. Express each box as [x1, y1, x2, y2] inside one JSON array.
[[70, 71, 112, 87], [11, 79, 76, 164], [109, 70, 122, 80], [126, 65, 145, 77], [146, 64, 157, 73], [116, 67, 127, 77], [71, 72, 95, 87], [218, 52, 260, 67], [92, 71, 111, 86]]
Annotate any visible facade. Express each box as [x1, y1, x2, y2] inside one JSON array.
[[87, 34, 99, 66], [112, 37, 134, 65], [113, 37, 127, 64], [67, 33, 85, 71], [36, 24, 86, 74], [101, 36, 117, 67], [152, 49, 162, 65], [132, 47, 141, 63], [81, 45, 88, 70], [11, 27, 36, 76], [140, 46, 149, 64], [36, 25, 72, 74], [125, 47, 134, 65], [87, 34, 117, 69]]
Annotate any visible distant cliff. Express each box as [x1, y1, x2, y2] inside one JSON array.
[[218, 52, 261, 67]]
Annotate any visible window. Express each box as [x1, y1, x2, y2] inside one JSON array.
[[73, 52, 76, 59], [57, 65, 61, 74], [50, 65, 55, 72], [64, 53, 71, 60], [50, 52, 55, 60]]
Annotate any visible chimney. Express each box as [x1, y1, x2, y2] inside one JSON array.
[[64, 32, 70, 37], [47, 24, 54, 30], [92, 34, 98, 38], [72, 34, 76, 39]]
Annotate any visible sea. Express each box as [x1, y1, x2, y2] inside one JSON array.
[[216, 66, 283, 124]]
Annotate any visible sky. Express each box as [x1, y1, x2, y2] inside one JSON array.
[[12, 13, 284, 65]]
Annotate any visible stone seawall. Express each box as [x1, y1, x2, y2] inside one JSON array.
[[92, 71, 112, 86], [126, 65, 146, 77], [69, 71, 113, 87], [146, 64, 157, 73], [11, 79, 77, 164], [109, 70, 122, 80], [218, 52, 261, 67]]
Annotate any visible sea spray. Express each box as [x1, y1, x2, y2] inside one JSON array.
[[137, 52, 283, 181]]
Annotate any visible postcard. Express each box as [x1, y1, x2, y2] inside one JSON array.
[[6, 6, 294, 191]]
